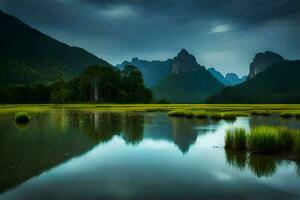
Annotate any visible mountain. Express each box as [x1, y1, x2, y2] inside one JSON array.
[[117, 58, 172, 87], [207, 60, 300, 103], [172, 49, 200, 74], [152, 49, 225, 103], [248, 51, 284, 79], [208, 68, 230, 85], [225, 73, 247, 85], [0, 10, 110, 85], [208, 68, 246, 86]]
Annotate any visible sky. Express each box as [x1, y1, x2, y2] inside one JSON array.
[[1, 0, 300, 76]]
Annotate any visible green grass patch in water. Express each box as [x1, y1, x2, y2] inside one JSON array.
[[250, 110, 272, 116], [248, 126, 279, 153], [225, 126, 300, 157], [14, 112, 30, 124], [225, 128, 247, 150]]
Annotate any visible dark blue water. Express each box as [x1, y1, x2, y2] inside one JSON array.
[[0, 111, 299, 200]]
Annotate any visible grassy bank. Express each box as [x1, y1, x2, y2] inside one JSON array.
[[225, 126, 300, 159], [0, 104, 300, 116]]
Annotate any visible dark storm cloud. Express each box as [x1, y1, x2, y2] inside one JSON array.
[[80, 0, 300, 24], [0, 0, 299, 75]]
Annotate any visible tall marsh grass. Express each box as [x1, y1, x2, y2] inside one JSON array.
[[248, 126, 279, 153], [225, 128, 246, 150], [225, 126, 300, 156]]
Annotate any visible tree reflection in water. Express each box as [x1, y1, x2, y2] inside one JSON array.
[[121, 114, 144, 145], [81, 112, 122, 143]]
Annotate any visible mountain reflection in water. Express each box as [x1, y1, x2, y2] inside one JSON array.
[[0, 111, 300, 200]]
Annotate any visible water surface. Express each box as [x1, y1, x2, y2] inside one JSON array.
[[0, 111, 300, 200]]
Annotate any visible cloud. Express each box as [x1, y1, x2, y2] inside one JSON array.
[[99, 5, 135, 18], [212, 24, 232, 33], [0, 0, 299, 75]]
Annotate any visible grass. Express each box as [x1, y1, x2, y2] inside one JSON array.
[[167, 110, 186, 117], [194, 111, 209, 119], [295, 134, 300, 156], [248, 126, 279, 153], [220, 113, 237, 121], [14, 112, 30, 123], [168, 110, 238, 121], [225, 128, 247, 150], [210, 113, 223, 120], [1, 104, 300, 115], [251, 110, 272, 116], [225, 126, 300, 157], [277, 127, 295, 152], [280, 112, 293, 118], [185, 112, 195, 118]]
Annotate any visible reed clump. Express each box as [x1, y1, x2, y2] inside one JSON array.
[[168, 110, 209, 119], [248, 126, 279, 153], [210, 113, 223, 120], [225, 126, 300, 156], [250, 110, 272, 116], [225, 128, 247, 150], [14, 112, 30, 124], [167, 110, 186, 117], [194, 111, 208, 119]]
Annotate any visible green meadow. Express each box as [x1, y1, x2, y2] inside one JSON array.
[[1, 104, 300, 115]]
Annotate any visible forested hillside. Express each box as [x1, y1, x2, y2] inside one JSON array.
[[0, 10, 110, 85]]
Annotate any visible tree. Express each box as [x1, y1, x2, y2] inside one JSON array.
[[50, 79, 71, 103], [51, 89, 70, 104], [122, 65, 152, 103], [78, 65, 123, 102]]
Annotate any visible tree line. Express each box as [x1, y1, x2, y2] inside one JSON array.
[[0, 64, 153, 103]]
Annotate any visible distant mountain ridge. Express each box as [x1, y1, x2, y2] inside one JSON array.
[[0, 10, 111, 85], [225, 73, 247, 85], [117, 58, 172, 87], [208, 68, 246, 86], [152, 49, 225, 103], [207, 60, 300, 103]]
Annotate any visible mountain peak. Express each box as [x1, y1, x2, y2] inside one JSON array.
[[172, 49, 201, 74], [225, 73, 239, 79], [178, 48, 189, 56], [131, 57, 140, 63], [248, 51, 284, 79]]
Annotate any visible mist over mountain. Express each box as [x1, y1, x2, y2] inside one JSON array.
[[153, 49, 224, 103], [0, 10, 110, 85]]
